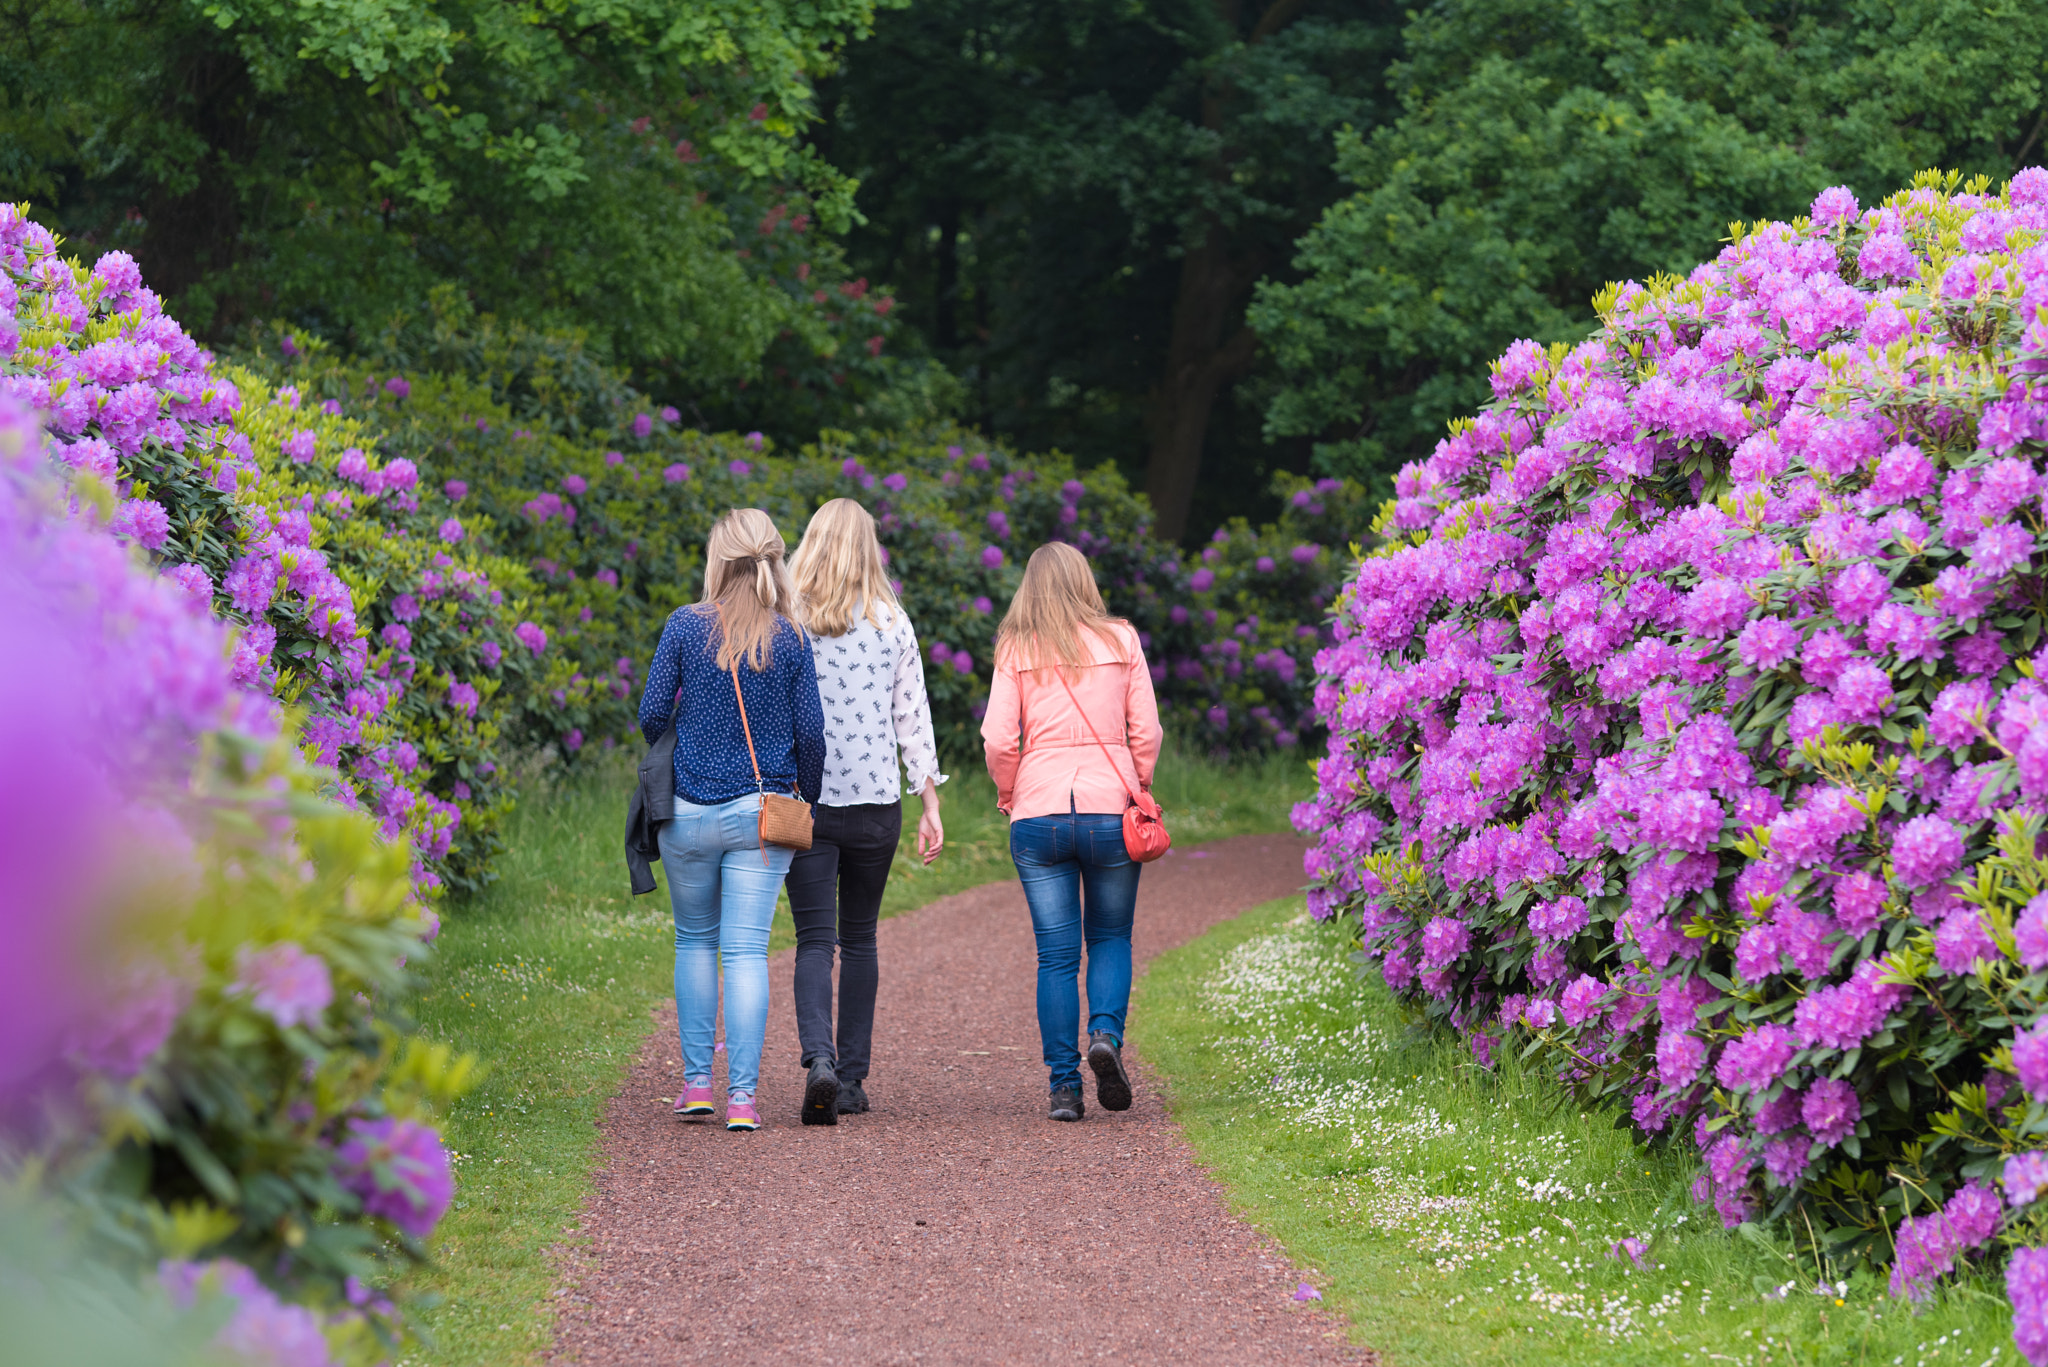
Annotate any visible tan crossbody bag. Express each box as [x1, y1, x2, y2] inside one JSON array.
[[730, 664, 814, 854]]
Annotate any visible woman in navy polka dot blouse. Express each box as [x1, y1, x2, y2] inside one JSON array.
[[636, 508, 825, 1132]]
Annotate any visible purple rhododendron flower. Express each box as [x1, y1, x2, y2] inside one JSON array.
[[1714, 1023, 1795, 1092], [334, 1116, 454, 1239], [2017, 1021, 2048, 1098], [232, 942, 333, 1029], [1892, 815, 1962, 888], [980, 546, 1004, 569], [1802, 1077, 1860, 1146], [515, 621, 547, 655], [2009, 1152, 2048, 1208], [438, 517, 464, 544]]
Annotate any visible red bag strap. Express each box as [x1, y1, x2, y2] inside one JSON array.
[[1044, 665, 1149, 812]]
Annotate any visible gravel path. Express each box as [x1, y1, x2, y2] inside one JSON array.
[[549, 833, 1370, 1365]]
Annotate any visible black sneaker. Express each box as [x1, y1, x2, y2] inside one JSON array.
[[801, 1057, 840, 1126], [1049, 1086, 1085, 1122], [837, 1078, 870, 1115], [1087, 1032, 1132, 1112]]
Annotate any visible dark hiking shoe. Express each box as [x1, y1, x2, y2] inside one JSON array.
[[836, 1078, 870, 1115], [801, 1057, 840, 1126], [1049, 1086, 1085, 1122], [1087, 1032, 1133, 1112]]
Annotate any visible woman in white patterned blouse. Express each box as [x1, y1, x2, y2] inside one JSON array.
[[784, 498, 947, 1123]]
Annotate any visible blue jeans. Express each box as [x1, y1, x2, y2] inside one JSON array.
[[657, 795, 794, 1098], [1010, 811, 1140, 1092]]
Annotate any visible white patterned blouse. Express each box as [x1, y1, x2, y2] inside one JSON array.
[[807, 601, 948, 808]]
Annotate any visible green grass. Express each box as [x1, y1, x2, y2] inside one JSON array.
[[1134, 897, 2018, 1367], [403, 740, 1311, 1366]]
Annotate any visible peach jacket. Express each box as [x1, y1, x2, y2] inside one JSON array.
[[979, 622, 1161, 820]]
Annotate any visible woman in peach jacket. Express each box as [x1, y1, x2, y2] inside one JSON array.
[[981, 542, 1161, 1122]]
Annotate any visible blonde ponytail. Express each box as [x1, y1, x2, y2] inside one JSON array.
[[699, 508, 794, 671]]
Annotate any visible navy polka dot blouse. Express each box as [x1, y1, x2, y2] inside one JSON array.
[[637, 606, 826, 806]]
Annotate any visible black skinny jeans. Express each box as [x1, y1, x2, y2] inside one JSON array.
[[786, 801, 902, 1080]]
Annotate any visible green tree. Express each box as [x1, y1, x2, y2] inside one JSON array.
[[0, 0, 923, 439], [817, 0, 1404, 540], [1250, 0, 2048, 486]]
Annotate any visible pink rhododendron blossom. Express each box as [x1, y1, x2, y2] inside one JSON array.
[[231, 943, 333, 1029]]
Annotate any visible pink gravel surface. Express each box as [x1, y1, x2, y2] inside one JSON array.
[[549, 832, 1372, 1365]]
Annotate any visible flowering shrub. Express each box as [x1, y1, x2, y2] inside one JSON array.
[[0, 397, 472, 1362], [1295, 167, 2048, 1340], [244, 323, 1370, 759], [0, 207, 548, 895]]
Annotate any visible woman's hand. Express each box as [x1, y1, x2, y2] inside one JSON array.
[[916, 779, 944, 865]]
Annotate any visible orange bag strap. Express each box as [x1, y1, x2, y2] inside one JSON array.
[[1048, 666, 1148, 811], [730, 663, 766, 796]]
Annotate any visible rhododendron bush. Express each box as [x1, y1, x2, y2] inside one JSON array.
[[242, 324, 1369, 760], [0, 394, 473, 1364], [0, 208, 552, 896], [1295, 168, 2048, 1345]]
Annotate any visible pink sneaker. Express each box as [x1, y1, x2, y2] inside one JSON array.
[[674, 1080, 715, 1121], [725, 1095, 762, 1132]]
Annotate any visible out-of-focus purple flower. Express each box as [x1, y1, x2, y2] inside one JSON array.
[[564, 728, 583, 752], [2009, 1246, 2048, 1364], [883, 472, 908, 492], [283, 429, 316, 463], [745, 431, 764, 450], [448, 681, 479, 716], [980, 546, 1005, 570], [443, 479, 468, 501], [390, 594, 420, 622], [660, 406, 681, 423], [479, 640, 503, 669], [1291, 1283, 1321, 1302], [729, 459, 752, 477], [562, 473, 588, 496], [515, 622, 547, 655], [1609, 1237, 1649, 1267], [384, 376, 411, 399], [1191, 568, 1215, 592], [1256, 555, 1276, 573], [333, 1116, 454, 1239], [604, 450, 624, 466], [160, 1259, 335, 1367], [632, 412, 653, 438], [232, 942, 334, 1029], [438, 518, 464, 544], [1207, 705, 1228, 729], [664, 463, 691, 483]]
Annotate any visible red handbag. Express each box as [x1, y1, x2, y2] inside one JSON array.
[[1046, 668, 1172, 863]]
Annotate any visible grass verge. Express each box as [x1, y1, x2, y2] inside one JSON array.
[[1134, 897, 2016, 1367], [404, 740, 1311, 1366]]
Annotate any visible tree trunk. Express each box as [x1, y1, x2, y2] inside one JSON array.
[[933, 198, 961, 351], [1140, 0, 1301, 541], [1144, 225, 1256, 540]]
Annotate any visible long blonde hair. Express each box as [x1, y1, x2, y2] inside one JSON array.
[[698, 508, 794, 671], [789, 498, 901, 637], [996, 542, 1128, 673]]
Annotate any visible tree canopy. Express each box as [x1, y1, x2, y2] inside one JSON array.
[[0, 0, 928, 437], [1249, 0, 2048, 485], [817, 0, 1404, 538]]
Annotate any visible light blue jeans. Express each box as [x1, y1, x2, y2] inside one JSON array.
[[657, 794, 794, 1098]]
